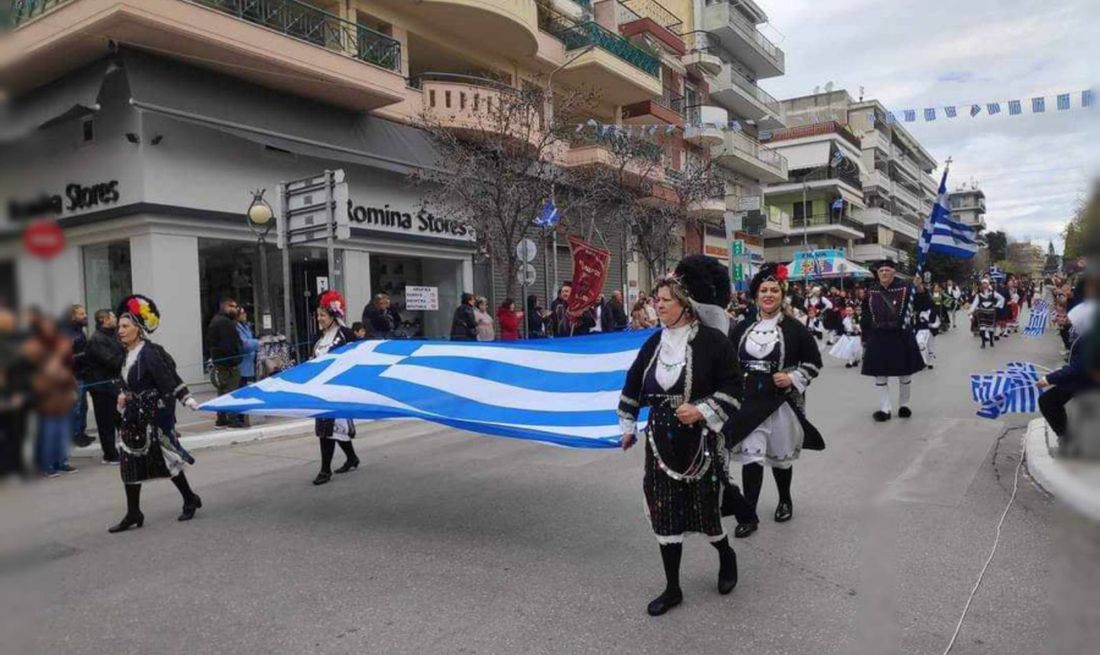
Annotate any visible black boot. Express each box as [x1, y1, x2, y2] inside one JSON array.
[[647, 543, 683, 616], [334, 440, 360, 474], [736, 464, 763, 538], [773, 467, 793, 523], [713, 537, 738, 594], [314, 438, 335, 485], [172, 472, 202, 521], [109, 484, 144, 533], [873, 410, 892, 422]]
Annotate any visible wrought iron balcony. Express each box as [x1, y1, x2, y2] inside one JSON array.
[[543, 18, 660, 77], [193, 0, 401, 71]]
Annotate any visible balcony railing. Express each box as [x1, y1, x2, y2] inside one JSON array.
[[681, 30, 714, 54], [619, 0, 682, 31], [543, 18, 660, 77], [4, 0, 73, 28], [764, 121, 861, 150], [569, 130, 664, 163], [656, 88, 684, 116], [723, 5, 782, 64], [727, 130, 787, 170], [727, 65, 780, 114], [791, 214, 863, 233], [192, 0, 402, 71]]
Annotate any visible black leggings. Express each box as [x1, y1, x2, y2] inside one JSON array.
[[319, 438, 357, 474], [742, 463, 793, 518], [123, 471, 196, 516]]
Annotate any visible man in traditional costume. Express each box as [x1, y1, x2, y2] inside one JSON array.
[[860, 260, 925, 421]]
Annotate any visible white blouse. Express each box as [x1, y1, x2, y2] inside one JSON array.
[[655, 323, 691, 391], [121, 341, 145, 383], [744, 315, 781, 360]]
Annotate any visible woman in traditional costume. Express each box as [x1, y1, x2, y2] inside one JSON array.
[[727, 264, 825, 538], [311, 290, 360, 486], [618, 255, 742, 616], [108, 295, 203, 533]]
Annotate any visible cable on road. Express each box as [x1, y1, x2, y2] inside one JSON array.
[[941, 427, 1027, 655]]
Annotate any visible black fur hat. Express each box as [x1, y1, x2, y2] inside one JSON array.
[[750, 262, 788, 298], [673, 255, 731, 308]]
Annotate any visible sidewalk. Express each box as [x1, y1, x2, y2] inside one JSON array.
[[70, 388, 315, 460], [1024, 417, 1100, 521]]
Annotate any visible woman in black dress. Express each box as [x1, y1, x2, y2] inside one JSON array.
[[311, 290, 360, 486], [109, 295, 203, 533], [618, 255, 742, 616], [726, 264, 824, 538]]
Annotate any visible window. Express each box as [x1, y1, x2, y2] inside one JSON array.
[[793, 201, 812, 220], [81, 118, 94, 143], [83, 241, 132, 316]]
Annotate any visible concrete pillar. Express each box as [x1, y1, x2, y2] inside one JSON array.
[[343, 249, 372, 323], [17, 247, 82, 318], [129, 232, 204, 385]]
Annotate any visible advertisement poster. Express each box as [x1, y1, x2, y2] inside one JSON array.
[[566, 235, 611, 322]]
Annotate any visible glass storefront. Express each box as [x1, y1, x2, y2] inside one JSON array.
[[82, 241, 132, 315], [198, 238, 287, 358]]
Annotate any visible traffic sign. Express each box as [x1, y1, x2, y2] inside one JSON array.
[[22, 219, 66, 259], [516, 238, 538, 263], [516, 263, 537, 286]]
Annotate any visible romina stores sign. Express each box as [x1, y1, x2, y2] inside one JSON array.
[[7, 180, 121, 220], [346, 199, 472, 241]]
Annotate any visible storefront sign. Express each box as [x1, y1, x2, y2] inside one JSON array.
[[7, 181, 120, 220], [405, 286, 439, 311], [346, 199, 472, 241], [566, 235, 610, 322]]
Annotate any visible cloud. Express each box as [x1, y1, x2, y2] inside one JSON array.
[[757, 0, 1100, 251]]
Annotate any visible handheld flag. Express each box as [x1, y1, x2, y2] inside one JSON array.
[[970, 362, 1043, 419], [534, 198, 561, 228], [1023, 300, 1051, 336]]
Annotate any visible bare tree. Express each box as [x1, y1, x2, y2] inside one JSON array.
[[411, 74, 597, 300]]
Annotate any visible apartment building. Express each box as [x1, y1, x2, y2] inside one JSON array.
[[761, 90, 939, 268], [949, 184, 987, 233], [0, 0, 714, 378], [1007, 242, 1045, 278]]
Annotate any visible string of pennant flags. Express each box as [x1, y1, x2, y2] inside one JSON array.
[[574, 88, 1095, 138]]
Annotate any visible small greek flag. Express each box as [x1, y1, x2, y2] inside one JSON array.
[[945, 105, 958, 118], [1008, 100, 1022, 115], [970, 104, 982, 117], [1084, 89, 1094, 108], [534, 198, 561, 228], [924, 108, 936, 121], [1057, 93, 1071, 110], [970, 362, 1042, 419], [1023, 300, 1051, 336], [988, 265, 1006, 281], [1032, 97, 1046, 113], [987, 102, 1001, 115], [885, 112, 898, 124], [904, 109, 917, 122]]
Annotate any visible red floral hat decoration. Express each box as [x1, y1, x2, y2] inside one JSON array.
[[116, 294, 161, 334], [318, 289, 346, 320]]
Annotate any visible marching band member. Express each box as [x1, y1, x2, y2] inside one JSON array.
[[971, 279, 1004, 349]]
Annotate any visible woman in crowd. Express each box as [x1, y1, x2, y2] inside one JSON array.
[[108, 295, 203, 533], [629, 297, 656, 329], [311, 290, 359, 486], [473, 297, 495, 342], [618, 255, 741, 617], [496, 298, 523, 341], [727, 264, 824, 538]]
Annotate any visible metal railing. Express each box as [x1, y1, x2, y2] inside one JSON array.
[[726, 65, 780, 115], [726, 130, 787, 170], [193, 0, 401, 71], [619, 0, 682, 31], [4, 0, 73, 28], [656, 88, 684, 115], [542, 18, 660, 77], [791, 214, 863, 232], [764, 121, 861, 150], [723, 5, 782, 64], [409, 71, 524, 96]]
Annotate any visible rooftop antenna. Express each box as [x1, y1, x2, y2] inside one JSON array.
[[859, 85, 865, 101], [813, 85, 821, 95]]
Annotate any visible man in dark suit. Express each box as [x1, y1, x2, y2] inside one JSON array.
[[84, 309, 125, 463]]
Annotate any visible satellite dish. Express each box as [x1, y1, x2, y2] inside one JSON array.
[[824, 81, 835, 93], [813, 85, 821, 94]]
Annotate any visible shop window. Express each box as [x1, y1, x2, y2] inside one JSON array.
[[198, 238, 282, 357], [83, 241, 132, 315], [81, 118, 94, 144]]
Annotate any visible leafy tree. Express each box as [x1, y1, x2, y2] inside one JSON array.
[[985, 230, 1008, 263]]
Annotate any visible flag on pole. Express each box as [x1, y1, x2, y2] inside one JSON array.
[[534, 198, 561, 228], [201, 331, 657, 449], [1023, 300, 1051, 336], [917, 168, 977, 272]]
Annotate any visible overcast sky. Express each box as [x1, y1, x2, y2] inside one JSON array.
[[755, 0, 1100, 250]]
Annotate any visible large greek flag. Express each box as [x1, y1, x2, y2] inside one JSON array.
[[970, 362, 1042, 419], [201, 330, 655, 449], [917, 169, 978, 271]]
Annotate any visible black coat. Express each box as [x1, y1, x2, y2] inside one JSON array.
[[450, 304, 478, 341], [206, 312, 242, 364], [69, 322, 88, 378], [606, 299, 629, 332], [728, 315, 825, 450], [84, 327, 125, 393], [860, 279, 925, 377]]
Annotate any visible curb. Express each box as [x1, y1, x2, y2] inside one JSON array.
[[69, 419, 316, 460], [1024, 417, 1100, 522]]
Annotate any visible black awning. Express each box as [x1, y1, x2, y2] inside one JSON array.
[[120, 48, 441, 175], [0, 58, 114, 142]]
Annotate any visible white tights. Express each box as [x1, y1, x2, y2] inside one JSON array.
[[875, 376, 912, 413]]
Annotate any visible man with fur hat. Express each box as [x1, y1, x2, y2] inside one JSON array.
[[860, 259, 925, 422]]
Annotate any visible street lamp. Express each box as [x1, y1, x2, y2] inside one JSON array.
[[247, 189, 274, 335]]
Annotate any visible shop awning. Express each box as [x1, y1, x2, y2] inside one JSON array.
[[0, 59, 114, 142], [120, 49, 442, 175], [788, 249, 873, 280]]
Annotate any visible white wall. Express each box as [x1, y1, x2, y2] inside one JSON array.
[[343, 249, 372, 323], [15, 248, 82, 317]]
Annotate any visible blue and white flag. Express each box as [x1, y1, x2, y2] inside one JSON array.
[[534, 198, 561, 228], [1023, 300, 1051, 336], [201, 331, 657, 449], [924, 108, 936, 121], [988, 265, 1006, 281], [1008, 100, 1022, 116], [1032, 97, 1046, 113], [945, 105, 958, 118], [1057, 93, 1071, 110], [917, 168, 977, 271], [970, 362, 1042, 419]]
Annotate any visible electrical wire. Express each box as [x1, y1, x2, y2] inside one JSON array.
[[941, 427, 1027, 655]]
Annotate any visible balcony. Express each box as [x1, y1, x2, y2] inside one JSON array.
[[541, 16, 663, 105], [376, 0, 539, 57], [851, 244, 910, 265], [866, 128, 892, 154], [893, 182, 923, 213], [700, 0, 784, 78], [562, 131, 666, 185], [412, 73, 543, 149], [709, 61, 783, 129], [855, 206, 894, 229], [789, 214, 864, 240], [764, 121, 861, 150], [681, 31, 723, 77], [549, 0, 591, 20], [0, 0, 407, 110], [622, 87, 684, 126], [616, 0, 685, 55], [714, 129, 788, 183], [683, 105, 726, 147]]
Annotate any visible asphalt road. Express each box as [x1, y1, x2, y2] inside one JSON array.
[[2, 319, 1098, 654]]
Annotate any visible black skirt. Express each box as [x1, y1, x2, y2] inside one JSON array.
[[861, 329, 925, 377]]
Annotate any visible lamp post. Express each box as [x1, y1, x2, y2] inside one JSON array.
[[247, 189, 274, 335]]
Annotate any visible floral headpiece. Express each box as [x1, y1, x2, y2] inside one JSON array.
[[318, 289, 346, 320], [750, 263, 789, 298], [116, 294, 160, 334]]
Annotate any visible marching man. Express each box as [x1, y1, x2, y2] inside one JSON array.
[[860, 260, 926, 422]]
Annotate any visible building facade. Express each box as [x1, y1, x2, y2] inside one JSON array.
[[949, 184, 988, 233]]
